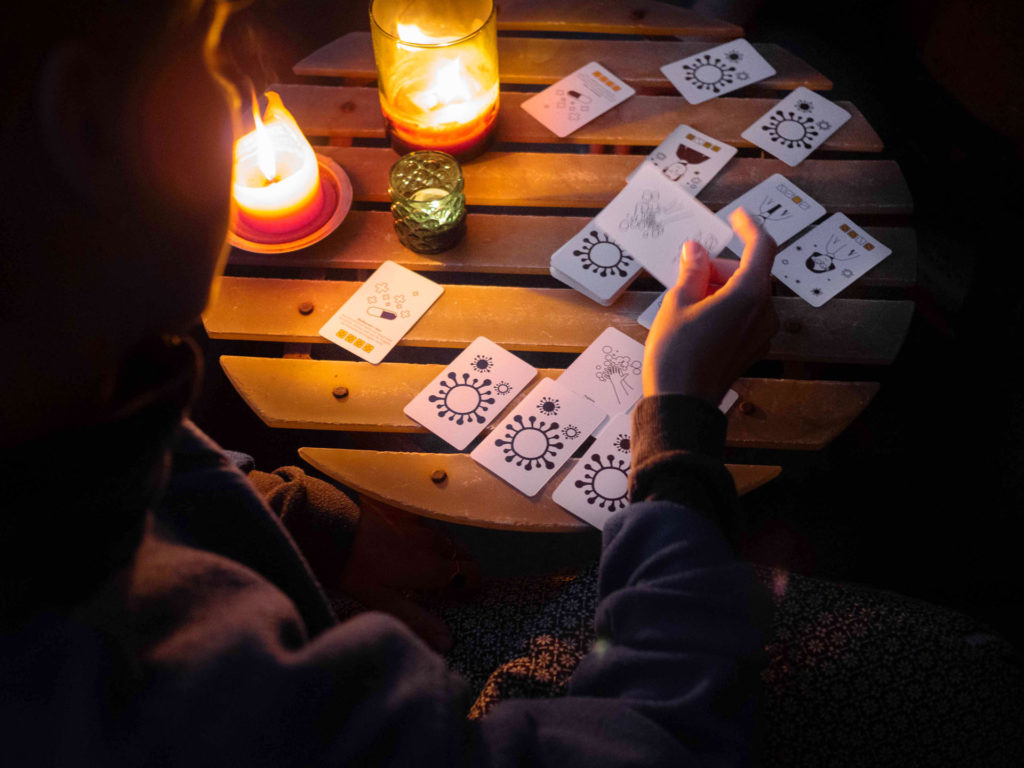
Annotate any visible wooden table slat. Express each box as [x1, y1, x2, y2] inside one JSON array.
[[490, 0, 743, 38], [229, 211, 917, 288], [276, 85, 879, 151], [299, 447, 779, 531], [316, 146, 914, 214], [205, 278, 914, 364], [294, 33, 829, 93], [221, 357, 879, 450]]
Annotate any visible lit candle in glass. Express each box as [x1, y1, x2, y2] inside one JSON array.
[[371, 0, 499, 161]]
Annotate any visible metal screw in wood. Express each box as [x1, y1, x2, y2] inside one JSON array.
[[298, 301, 315, 315], [738, 401, 756, 415], [332, 386, 349, 399], [430, 470, 448, 484]]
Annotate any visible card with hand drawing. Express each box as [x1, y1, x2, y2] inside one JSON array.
[[628, 125, 737, 196], [558, 327, 645, 417], [521, 62, 635, 138]]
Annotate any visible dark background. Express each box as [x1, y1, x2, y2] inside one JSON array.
[[193, 0, 1024, 644]]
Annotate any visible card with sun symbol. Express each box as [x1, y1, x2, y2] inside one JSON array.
[[471, 377, 604, 497], [742, 87, 851, 167], [594, 162, 734, 289], [560, 327, 646, 418], [404, 336, 538, 450], [772, 213, 891, 307], [661, 38, 776, 105], [552, 412, 634, 529], [628, 125, 738, 196], [550, 221, 643, 306], [521, 61, 635, 138], [716, 173, 827, 257]]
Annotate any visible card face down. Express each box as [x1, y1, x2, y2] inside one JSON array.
[[594, 163, 734, 288], [550, 222, 642, 305], [521, 61, 635, 138], [559, 327, 645, 417], [318, 261, 443, 364], [716, 173, 826, 256], [661, 38, 776, 104], [470, 378, 605, 498], [629, 125, 737, 196], [772, 213, 891, 307], [404, 337, 537, 450], [552, 412, 633, 530], [742, 87, 851, 167]]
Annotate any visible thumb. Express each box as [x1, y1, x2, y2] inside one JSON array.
[[673, 240, 710, 305]]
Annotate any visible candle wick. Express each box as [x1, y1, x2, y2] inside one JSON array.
[[260, 175, 282, 187]]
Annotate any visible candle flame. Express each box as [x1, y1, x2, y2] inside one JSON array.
[[252, 97, 277, 182]]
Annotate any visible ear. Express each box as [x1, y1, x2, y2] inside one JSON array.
[[36, 43, 126, 206]]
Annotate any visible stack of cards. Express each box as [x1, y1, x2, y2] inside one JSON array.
[[550, 222, 642, 306], [521, 61, 635, 138], [594, 162, 734, 288], [661, 39, 776, 104], [627, 125, 737, 196], [319, 261, 444, 365], [742, 87, 851, 167], [716, 173, 826, 256]]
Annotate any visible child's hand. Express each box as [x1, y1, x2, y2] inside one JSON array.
[[642, 208, 779, 404]]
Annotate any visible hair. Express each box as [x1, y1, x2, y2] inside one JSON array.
[[806, 254, 835, 273]]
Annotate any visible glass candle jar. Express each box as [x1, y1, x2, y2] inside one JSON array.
[[389, 151, 467, 254], [370, 0, 499, 161]]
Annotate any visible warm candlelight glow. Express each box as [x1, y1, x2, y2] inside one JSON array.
[[232, 91, 323, 234]]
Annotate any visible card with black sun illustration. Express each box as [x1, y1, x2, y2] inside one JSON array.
[[552, 412, 633, 529], [404, 337, 538, 450], [661, 38, 776, 105], [470, 377, 605, 497], [771, 213, 891, 307], [550, 221, 642, 305], [742, 87, 851, 167]]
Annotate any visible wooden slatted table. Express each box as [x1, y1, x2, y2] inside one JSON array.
[[204, 1, 914, 532]]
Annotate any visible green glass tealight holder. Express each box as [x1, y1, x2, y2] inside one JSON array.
[[388, 151, 466, 254]]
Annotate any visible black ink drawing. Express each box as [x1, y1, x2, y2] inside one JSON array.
[[561, 424, 581, 440], [366, 306, 397, 320], [800, 233, 859, 274], [537, 396, 560, 416], [761, 110, 820, 149], [595, 346, 642, 405], [661, 143, 711, 187], [428, 372, 496, 425], [573, 230, 635, 278], [612, 433, 631, 454], [554, 88, 591, 122], [495, 415, 564, 471], [471, 354, 493, 373], [619, 189, 690, 239], [753, 196, 793, 227], [574, 453, 630, 512], [681, 54, 737, 94], [494, 381, 513, 396]]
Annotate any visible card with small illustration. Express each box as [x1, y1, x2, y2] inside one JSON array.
[[661, 38, 776, 104], [559, 327, 645, 417], [594, 162, 734, 288], [741, 87, 851, 167], [318, 261, 443, 365], [628, 125, 737, 195], [552, 412, 633, 530], [550, 222, 642, 306], [716, 173, 826, 256], [403, 337, 537, 450], [521, 62, 636, 138], [470, 377, 605, 497], [772, 213, 891, 307]]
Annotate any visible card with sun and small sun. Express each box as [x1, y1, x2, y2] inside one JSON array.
[[661, 39, 776, 105], [742, 87, 851, 167], [550, 221, 642, 306], [771, 213, 891, 307], [470, 377, 605, 498], [404, 337, 538, 450], [552, 411, 634, 529]]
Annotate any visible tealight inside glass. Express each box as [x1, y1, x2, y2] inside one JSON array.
[[389, 151, 466, 254]]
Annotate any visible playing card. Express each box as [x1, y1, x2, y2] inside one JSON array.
[[318, 261, 443, 364], [403, 337, 537, 450], [636, 290, 665, 330], [742, 87, 851, 167], [552, 412, 633, 529], [559, 327, 645, 417], [470, 377, 605, 497], [520, 62, 636, 138], [550, 222, 642, 306], [594, 162, 734, 288], [716, 173, 826, 256], [661, 39, 776, 105], [772, 213, 891, 307], [627, 125, 737, 196]]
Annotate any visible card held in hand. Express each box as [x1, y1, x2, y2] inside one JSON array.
[[742, 87, 851, 167], [661, 39, 776, 105], [470, 377, 605, 498], [318, 261, 444, 365], [520, 61, 635, 138], [552, 412, 633, 530], [403, 337, 538, 450], [772, 213, 891, 307]]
